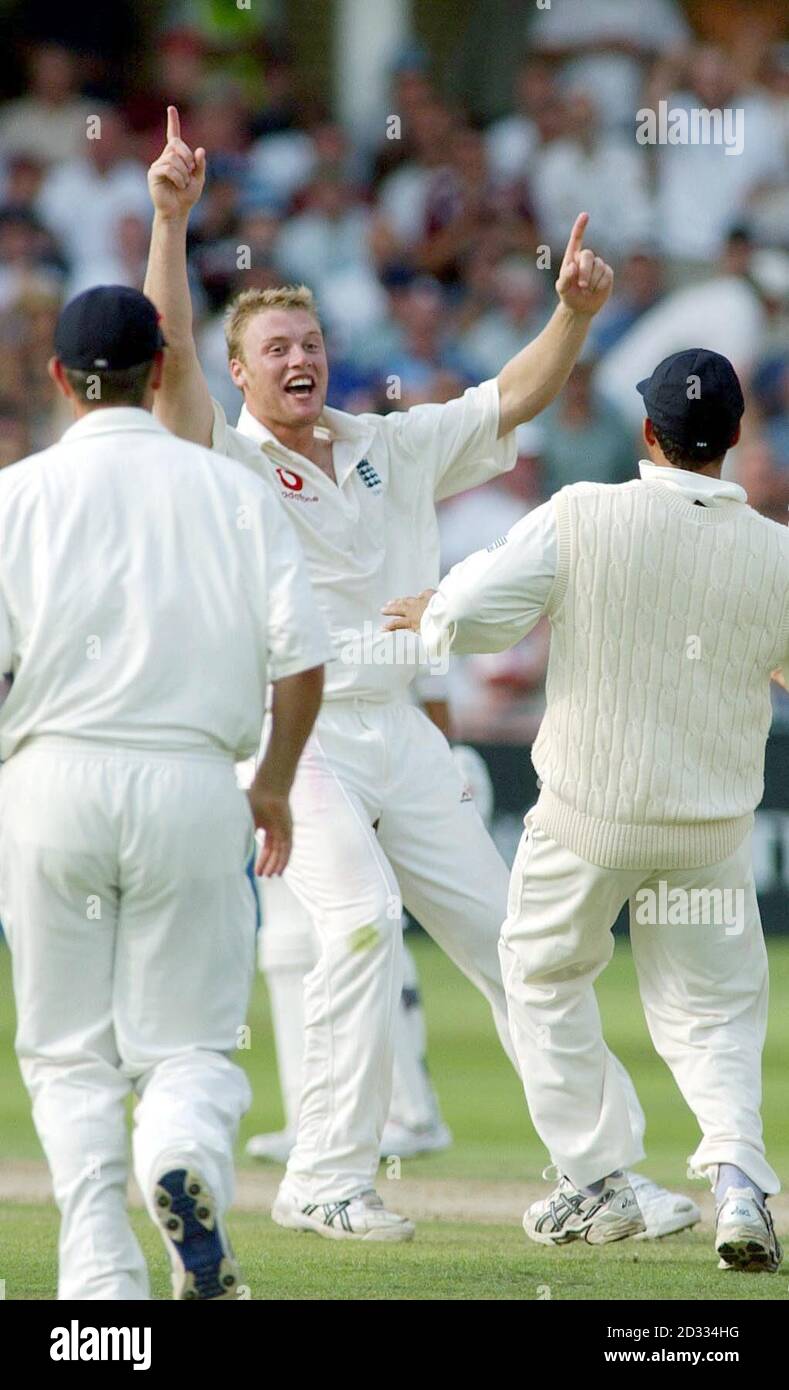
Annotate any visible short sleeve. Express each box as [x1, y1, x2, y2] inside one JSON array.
[[383, 379, 517, 502], [260, 502, 333, 682]]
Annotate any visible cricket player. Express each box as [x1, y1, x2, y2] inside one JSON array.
[[386, 349, 788, 1271], [144, 108, 696, 1242], [0, 285, 329, 1299]]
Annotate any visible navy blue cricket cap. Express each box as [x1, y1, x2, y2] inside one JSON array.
[[54, 285, 166, 371], [636, 349, 744, 454]]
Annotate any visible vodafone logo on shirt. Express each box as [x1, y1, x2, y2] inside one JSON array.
[[274, 465, 319, 503], [276, 467, 303, 491]]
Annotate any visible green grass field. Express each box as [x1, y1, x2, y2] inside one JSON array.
[[1, 933, 788, 1300]]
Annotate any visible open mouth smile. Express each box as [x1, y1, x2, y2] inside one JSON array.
[[284, 376, 316, 398]]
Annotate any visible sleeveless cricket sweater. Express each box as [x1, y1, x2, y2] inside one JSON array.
[[531, 479, 789, 869]]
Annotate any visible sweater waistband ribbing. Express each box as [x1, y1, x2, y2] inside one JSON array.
[[532, 785, 753, 870]]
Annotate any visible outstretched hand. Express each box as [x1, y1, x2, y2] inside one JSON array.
[[555, 212, 614, 318], [147, 105, 206, 218]]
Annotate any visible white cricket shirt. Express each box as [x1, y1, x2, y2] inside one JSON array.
[[0, 408, 331, 762], [210, 379, 516, 701]]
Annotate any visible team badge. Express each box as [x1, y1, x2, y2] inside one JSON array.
[[356, 459, 382, 491]]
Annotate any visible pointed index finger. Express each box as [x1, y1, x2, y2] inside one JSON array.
[[561, 212, 589, 266], [166, 106, 180, 142]]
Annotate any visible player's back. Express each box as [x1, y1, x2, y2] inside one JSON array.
[[532, 478, 789, 869], [0, 408, 276, 761]]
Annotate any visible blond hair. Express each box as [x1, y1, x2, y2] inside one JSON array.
[[223, 285, 322, 363]]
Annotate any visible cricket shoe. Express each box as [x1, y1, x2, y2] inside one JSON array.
[[153, 1167, 240, 1300], [627, 1171, 701, 1240], [271, 1186, 415, 1242], [523, 1170, 645, 1247], [380, 1119, 453, 1159], [715, 1186, 783, 1273], [246, 1129, 295, 1164]]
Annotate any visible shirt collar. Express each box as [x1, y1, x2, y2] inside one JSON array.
[[60, 407, 169, 443], [638, 459, 747, 507], [236, 402, 377, 486]]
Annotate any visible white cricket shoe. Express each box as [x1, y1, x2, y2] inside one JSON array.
[[715, 1186, 783, 1273], [246, 1129, 295, 1164], [523, 1170, 645, 1247], [626, 1171, 701, 1240], [271, 1186, 415, 1242], [380, 1119, 453, 1159]]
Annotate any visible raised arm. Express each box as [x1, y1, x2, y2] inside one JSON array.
[[496, 213, 613, 437], [144, 106, 213, 445]]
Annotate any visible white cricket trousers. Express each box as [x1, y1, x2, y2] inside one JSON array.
[[0, 739, 257, 1300], [258, 876, 445, 1133], [499, 814, 778, 1195], [272, 699, 647, 1203]]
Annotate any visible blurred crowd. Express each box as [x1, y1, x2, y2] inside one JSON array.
[[0, 3, 787, 737]]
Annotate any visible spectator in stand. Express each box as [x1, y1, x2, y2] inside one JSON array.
[[248, 87, 320, 207], [531, 0, 690, 132], [486, 57, 558, 187], [191, 81, 251, 162], [531, 90, 652, 259], [124, 29, 208, 164], [35, 105, 149, 274], [539, 357, 635, 494], [236, 184, 285, 264], [65, 211, 149, 298], [248, 43, 304, 141], [189, 154, 244, 252], [0, 42, 92, 164], [274, 167, 372, 294], [376, 99, 458, 256], [0, 279, 62, 450], [596, 229, 777, 430], [0, 399, 30, 470], [415, 122, 536, 289], [0, 209, 64, 310], [368, 43, 436, 187], [650, 45, 784, 266], [338, 264, 417, 375], [736, 440, 789, 525], [0, 153, 46, 216], [268, 140, 384, 349], [746, 42, 789, 252], [589, 246, 665, 357], [753, 353, 789, 469], [460, 258, 548, 380], [383, 277, 472, 397]]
